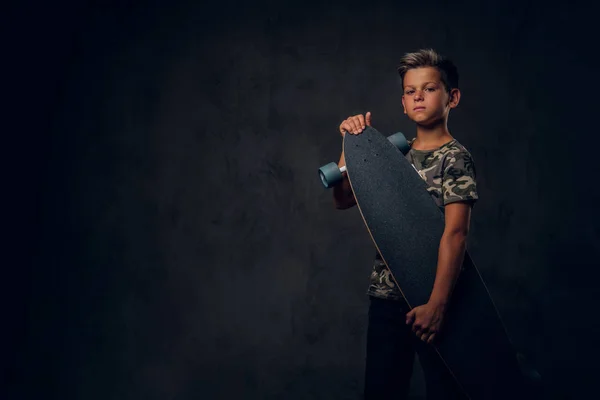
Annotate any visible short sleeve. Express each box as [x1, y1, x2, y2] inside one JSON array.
[[442, 151, 479, 206]]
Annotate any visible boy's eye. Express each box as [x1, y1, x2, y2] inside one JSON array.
[[405, 90, 415, 95], [426, 87, 436, 92]]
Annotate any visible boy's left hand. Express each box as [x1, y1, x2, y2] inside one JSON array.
[[405, 302, 447, 345]]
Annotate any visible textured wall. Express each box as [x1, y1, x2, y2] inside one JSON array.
[[9, 0, 598, 399]]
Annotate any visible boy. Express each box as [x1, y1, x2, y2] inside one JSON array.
[[333, 49, 478, 399]]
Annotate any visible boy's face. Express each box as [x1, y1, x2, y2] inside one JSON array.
[[401, 67, 460, 126]]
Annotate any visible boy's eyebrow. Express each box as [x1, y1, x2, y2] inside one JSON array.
[[404, 81, 438, 88]]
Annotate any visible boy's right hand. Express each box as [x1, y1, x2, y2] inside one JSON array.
[[339, 112, 372, 136]]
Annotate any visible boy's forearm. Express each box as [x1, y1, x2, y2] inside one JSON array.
[[428, 231, 467, 307], [333, 177, 354, 208]]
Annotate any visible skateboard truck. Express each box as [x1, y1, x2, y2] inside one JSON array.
[[318, 163, 347, 188], [318, 132, 410, 188]]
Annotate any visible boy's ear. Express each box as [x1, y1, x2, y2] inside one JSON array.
[[448, 88, 461, 108], [401, 95, 407, 114]]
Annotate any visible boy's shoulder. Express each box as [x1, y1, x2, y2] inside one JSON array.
[[408, 137, 474, 164], [449, 138, 472, 152], [444, 139, 474, 160]]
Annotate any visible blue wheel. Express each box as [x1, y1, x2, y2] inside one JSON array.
[[318, 162, 343, 188], [388, 132, 410, 155]]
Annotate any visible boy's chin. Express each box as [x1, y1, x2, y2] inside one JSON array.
[[407, 113, 431, 123]]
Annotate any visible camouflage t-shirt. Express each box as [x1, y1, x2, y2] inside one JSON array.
[[366, 137, 479, 301]]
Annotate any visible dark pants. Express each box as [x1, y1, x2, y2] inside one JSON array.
[[364, 296, 467, 400]]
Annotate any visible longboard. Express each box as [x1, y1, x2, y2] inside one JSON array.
[[320, 126, 527, 399]]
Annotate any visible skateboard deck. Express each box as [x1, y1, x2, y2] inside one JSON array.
[[342, 126, 525, 399]]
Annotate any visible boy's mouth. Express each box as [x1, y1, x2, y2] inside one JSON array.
[[413, 106, 426, 111]]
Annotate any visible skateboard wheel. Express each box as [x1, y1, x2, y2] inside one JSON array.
[[388, 132, 410, 155], [318, 162, 343, 188]]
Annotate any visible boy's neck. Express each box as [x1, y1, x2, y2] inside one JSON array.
[[413, 119, 453, 150]]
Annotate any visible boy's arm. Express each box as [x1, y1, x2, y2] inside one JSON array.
[[406, 151, 479, 344], [428, 201, 471, 307], [332, 150, 357, 209]]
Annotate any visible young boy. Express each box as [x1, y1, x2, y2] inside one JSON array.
[[333, 49, 478, 399]]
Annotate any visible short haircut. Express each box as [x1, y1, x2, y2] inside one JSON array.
[[397, 49, 459, 92]]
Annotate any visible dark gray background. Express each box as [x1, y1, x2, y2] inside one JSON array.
[[6, 0, 598, 399]]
